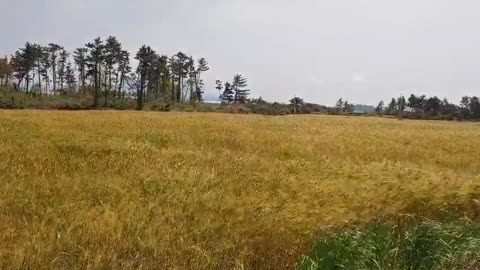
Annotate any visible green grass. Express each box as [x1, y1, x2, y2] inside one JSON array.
[[300, 221, 480, 270]]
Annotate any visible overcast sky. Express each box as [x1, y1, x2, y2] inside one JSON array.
[[2, 0, 480, 105]]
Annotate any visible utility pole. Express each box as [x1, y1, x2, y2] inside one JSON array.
[[293, 95, 297, 114], [399, 93, 404, 120]]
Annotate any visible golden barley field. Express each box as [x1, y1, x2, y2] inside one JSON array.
[[0, 110, 479, 269]]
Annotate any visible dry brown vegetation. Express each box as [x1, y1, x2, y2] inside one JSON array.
[[0, 111, 479, 269]]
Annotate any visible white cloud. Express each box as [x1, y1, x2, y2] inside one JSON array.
[[310, 76, 325, 86], [352, 73, 368, 83]]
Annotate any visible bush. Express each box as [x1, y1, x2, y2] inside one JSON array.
[[219, 104, 251, 114], [193, 103, 216, 113], [150, 102, 171, 112], [110, 98, 129, 110], [0, 95, 18, 109]]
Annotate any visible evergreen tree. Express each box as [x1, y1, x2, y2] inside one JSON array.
[[232, 74, 249, 103], [375, 100, 384, 116], [186, 56, 196, 103], [40, 49, 51, 93], [11, 42, 37, 92], [57, 49, 69, 90], [116, 50, 131, 97], [195, 58, 209, 102], [398, 95, 406, 119], [32, 44, 44, 93], [386, 98, 397, 115], [135, 45, 156, 110], [85, 38, 104, 107], [335, 98, 344, 112], [221, 81, 234, 104], [424, 96, 441, 116], [469, 96, 480, 119], [47, 43, 63, 91], [73, 48, 88, 89], [215, 80, 223, 100], [170, 52, 189, 103], [290, 97, 304, 114], [343, 100, 353, 113], [65, 62, 76, 90], [104, 36, 121, 104], [160, 55, 171, 101]]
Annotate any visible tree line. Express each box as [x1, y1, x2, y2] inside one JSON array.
[[1, 36, 250, 110], [1, 38, 479, 120], [376, 94, 480, 120]]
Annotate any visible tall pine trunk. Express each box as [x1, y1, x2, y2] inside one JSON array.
[[171, 75, 175, 104], [26, 73, 30, 94], [104, 67, 108, 107], [93, 63, 99, 107], [52, 63, 56, 92], [137, 74, 145, 110], [37, 62, 42, 94], [118, 72, 124, 98], [114, 71, 119, 97]]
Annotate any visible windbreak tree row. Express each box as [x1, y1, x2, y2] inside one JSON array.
[[5, 36, 212, 110]]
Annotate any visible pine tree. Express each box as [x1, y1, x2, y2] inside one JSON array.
[[232, 74, 249, 103], [85, 38, 104, 107], [11, 43, 37, 93], [135, 45, 156, 110], [375, 100, 384, 116], [386, 98, 397, 115], [40, 50, 51, 93], [65, 62, 76, 90], [57, 49, 69, 90], [335, 98, 344, 112], [47, 43, 63, 91], [215, 80, 223, 100], [221, 81, 234, 104], [186, 56, 196, 103], [290, 97, 304, 114], [104, 36, 121, 104], [170, 52, 189, 103], [32, 44, 44, 93], [116, 50, 131, 98], [195, 58, 209, 102], [398, 95, 406, 119], [158, 55, 170, 101], [73, 48, 88, 90]]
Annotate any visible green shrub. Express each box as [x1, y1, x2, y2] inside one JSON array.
[[110, 98, 129, 110]]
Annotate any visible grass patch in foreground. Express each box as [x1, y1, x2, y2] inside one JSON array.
[[300, 221, 480, 270]]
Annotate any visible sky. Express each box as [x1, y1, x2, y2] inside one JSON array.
[[2, 0, 480, 105]]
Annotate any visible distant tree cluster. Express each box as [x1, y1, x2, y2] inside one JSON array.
[[334, 98, 354, 113], [9, 42, 76, 94], [6, 37, 211, 110], [133, 47, 210, 110], [236, 96, 326, 115], [377, 94, 480, 120], [216, 74, 250, 104]]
